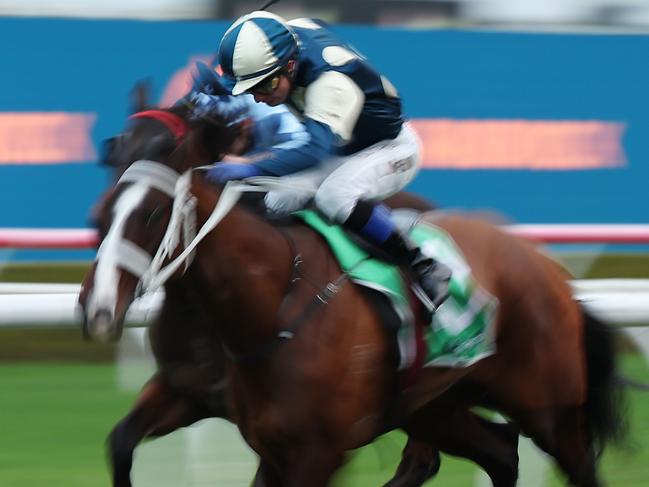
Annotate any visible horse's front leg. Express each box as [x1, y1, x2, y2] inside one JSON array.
[[108, 373, 211, 487], [279, 443, 344, 487], [251, 460, 284, 487], [383, 437, 441, 487]]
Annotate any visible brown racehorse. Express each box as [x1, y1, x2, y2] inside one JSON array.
[[85, 101, 520, 487], [80, 103, 623, 486]]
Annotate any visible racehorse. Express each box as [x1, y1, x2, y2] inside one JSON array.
[[79, 101, 623, 486], [86, 92, 521, 486]]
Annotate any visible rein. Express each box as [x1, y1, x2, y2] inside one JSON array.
[[110, 160, 351, 363], [142, 171, 321, 293], [111, 161, 305, 295]]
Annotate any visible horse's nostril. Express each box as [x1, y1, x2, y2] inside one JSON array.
[[88, 308, 116, 343]]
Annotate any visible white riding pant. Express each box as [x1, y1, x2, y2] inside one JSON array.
[[264, 123, 422, 223]]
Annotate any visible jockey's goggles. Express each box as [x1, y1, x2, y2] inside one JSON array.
[[250, 72, 282, 95]]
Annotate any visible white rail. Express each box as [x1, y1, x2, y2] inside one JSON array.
[[0, 288, 162, 328], [0, 279, 647, 328]]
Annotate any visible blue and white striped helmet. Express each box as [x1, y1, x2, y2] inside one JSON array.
[[218, 11, 298, 96]]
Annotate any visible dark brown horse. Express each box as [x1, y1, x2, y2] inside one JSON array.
[[85, 102, 520, 486], [80, 103, 623, 486]]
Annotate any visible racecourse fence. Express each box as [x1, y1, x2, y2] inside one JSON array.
[[1, 225, 649, 329]]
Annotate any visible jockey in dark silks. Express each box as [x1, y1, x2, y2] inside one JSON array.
[[211, 11, 450, 311]]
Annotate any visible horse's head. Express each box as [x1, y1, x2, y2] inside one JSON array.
[[80, 97, 239, 342]]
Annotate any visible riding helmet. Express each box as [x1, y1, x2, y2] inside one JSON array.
[[218, 11, 298, 95]]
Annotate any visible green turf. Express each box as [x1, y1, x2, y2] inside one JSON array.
[[0, 363, 136, 487], [0, 355, 647, 486], [0, 262, 90, 283]]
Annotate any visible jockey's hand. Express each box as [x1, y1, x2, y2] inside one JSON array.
[[206, 162, 263, 183]]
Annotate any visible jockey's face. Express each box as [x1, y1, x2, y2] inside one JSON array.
[[250, 61, 295, 106]]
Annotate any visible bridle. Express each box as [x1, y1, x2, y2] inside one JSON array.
[[100, 158, 356, 364], [96, 160, 189, 292], [99, 110, 351, 360], [129, 110, 190, 143], [100, 157, 266, 296]]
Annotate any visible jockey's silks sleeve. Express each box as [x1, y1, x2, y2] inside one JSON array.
[[250, 70, 366, 176], [247, 103, 309, 156], [252, 118, 335, 176]]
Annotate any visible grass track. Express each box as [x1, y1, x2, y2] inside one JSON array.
[[0, 355, 647, 486]]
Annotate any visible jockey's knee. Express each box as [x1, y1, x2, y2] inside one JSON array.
[[264, 191, 311, 216], [314, 188, 357, 224]]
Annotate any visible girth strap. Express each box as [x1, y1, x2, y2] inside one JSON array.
[[224, 250, 367, 366]]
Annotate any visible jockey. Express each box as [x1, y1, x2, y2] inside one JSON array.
[[188, 61, 308, 159], [212, 11, 450, 310]]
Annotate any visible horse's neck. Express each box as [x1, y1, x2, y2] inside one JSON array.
[[187, 180, 295, 357]]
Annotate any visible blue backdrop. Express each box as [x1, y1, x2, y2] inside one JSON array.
[[0, 18, 647, 259]]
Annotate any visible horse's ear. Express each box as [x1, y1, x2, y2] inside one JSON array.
[[130, 79, 153, 114]]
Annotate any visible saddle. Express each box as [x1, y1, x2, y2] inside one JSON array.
[[294, 209, 498, 372]]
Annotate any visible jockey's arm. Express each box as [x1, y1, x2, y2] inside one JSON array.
[[251, 70, 364, 176], [249, 119, 335, 175], [245, 104, 310, 156]]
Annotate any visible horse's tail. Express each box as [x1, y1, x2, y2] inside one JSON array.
[[581, 308, 627, 455]]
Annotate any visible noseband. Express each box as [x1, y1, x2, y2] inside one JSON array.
[[97, 161, 191, 292], [102, 159, 255, 296]]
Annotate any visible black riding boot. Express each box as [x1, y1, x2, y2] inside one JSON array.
[[380, 231, 451, 309], [343, 201, 451, 311]]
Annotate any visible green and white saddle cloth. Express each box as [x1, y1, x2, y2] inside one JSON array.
[[295, 210, 498, 370]]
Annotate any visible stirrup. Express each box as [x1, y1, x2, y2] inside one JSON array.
[[410, 260, 451, 320], [411, 282, 437, 318]]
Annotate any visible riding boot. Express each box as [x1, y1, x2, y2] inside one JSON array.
[[343, 201, 451, 312], [379, 229, 451, 310]]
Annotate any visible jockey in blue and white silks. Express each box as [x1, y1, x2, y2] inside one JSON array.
[[212, 11, 450, 310]]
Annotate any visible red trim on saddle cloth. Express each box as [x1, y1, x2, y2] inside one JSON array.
[[129, 110, 189, 141], [402, 290, 427, 390]]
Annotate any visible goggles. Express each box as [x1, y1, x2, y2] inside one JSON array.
[[250, 72, 282, 95]]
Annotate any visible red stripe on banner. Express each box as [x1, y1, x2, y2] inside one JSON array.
[[0, 112, 97, 164], [0, 228, 98, 248], [411, 119, 627, 170], [160, 55, 212, 107]]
